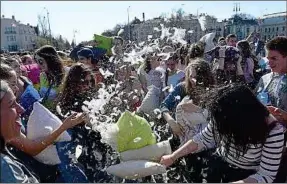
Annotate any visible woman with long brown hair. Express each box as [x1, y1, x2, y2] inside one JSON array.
[[34, 45, 65, 111]]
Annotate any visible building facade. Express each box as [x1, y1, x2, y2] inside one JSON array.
[[1, 15, 37, 52], [125, 13, 225, 44], [224, 14, 259, 40], [260, 12, 286, 41]]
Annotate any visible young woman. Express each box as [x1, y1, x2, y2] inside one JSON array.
[[57, 63, 113, 182], [0, 63, 40, 130], [0, 80, 39, 183], [0, 63, 19, 95], [0, 80, 87, 182], [161, 59, 214, 138], [236, 40, 256, 88], [138, 53, 164, 94], [165, 54, 185, 90], [34, 45, 65, 111], [160, 84, 285, 183]]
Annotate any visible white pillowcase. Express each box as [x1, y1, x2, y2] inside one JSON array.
[[106, 160, 166, 179], [137, 85, 161, 115], [26, 102, 71, 165], [120, 140, 171, 162], [176, 98, 208, 146]]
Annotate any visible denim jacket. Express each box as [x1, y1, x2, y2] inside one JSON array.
[[160, 82, 187, 114]]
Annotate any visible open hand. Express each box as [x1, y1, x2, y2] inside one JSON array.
[[61, 112, 88, 130]]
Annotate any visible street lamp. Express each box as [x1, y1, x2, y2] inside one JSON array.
[[127, 6, 131, 40], [43, 7, 52, 44]]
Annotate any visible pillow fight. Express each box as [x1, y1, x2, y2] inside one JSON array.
[[1, 25, 287, 183]]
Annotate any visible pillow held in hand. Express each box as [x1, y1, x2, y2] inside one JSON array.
[[116, 111, 156, 153], [120, 140, 171, 162], [26, 102, 71, 165], [106, 160, 166, 179]]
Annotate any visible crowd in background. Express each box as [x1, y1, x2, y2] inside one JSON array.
[[1, 29, 286, 183]]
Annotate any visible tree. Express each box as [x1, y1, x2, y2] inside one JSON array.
[[37, 14, 49, 38], [35, 36, 49, 48], [65, 39, 71, 49]]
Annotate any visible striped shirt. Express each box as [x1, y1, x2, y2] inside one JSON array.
[[193, 122, 285, 183]]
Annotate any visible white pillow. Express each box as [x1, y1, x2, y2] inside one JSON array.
[[137, 85, 161, 115], [176, 99, 208, 145], [120, 140, 171, 162], [27, 102, 71, 165], [106, 160, 166, 179]]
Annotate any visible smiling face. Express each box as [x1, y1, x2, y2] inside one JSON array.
[[267, 50, 287, 74], [0, 88, 24, 142]]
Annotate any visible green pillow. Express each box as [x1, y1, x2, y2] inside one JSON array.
[[116, 111, 156, 153], [93, 34, 113, 55]]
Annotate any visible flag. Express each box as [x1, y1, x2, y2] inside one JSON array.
[[11, 23, 16, 27]]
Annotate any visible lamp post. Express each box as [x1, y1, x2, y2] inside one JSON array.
[[127, 6, 131, 41], [44, 7, 51, 44]]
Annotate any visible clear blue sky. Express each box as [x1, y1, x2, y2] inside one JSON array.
[[1, 1, 286, 43]]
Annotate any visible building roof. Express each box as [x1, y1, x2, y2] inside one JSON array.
[[263, 12, 287, 18]]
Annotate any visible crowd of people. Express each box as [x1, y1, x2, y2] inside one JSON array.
[[1, 28, 286, 183]]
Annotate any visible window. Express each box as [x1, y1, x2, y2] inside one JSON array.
[[25, 36, 27, 41], [276, 27, 279, 31], [283, 26, 286, 31], [14, 36, 16, 41], [246, 27, 250, 35], [265, 28, 267, 32], [269, 28, 271, 32], [272, 27, 275, 32], [10, 36, 14, 41], [7, 36, 9, 41], [264, 35, 267, 40]]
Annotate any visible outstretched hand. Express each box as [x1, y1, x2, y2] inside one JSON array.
[[61, 112, 88, 130]]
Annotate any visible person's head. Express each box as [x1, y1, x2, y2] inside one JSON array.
[[2, 57, 21, 77], [115, 64, 132, 82], [218, 37, 226, 46], [236, 40, 251, 58], [206, 84, 270, 157], [184, 58, 214, 97], [0, 80, 24, 150], [77, 48, 95, 68], [166, 54, 179, 72], [144, 53, 161, 73], [265, 36, 287, 74], [188, 43, 205, 61], [249, 42, 255, 52], [0, 64, 19, 94], [226, 34, 237, 47], [21, 55, 34, 65], [34, 45, 65, 86], [59, 63, 95, 108]]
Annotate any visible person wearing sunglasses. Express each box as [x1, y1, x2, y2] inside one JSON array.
[[34, 45, 65, 112]]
